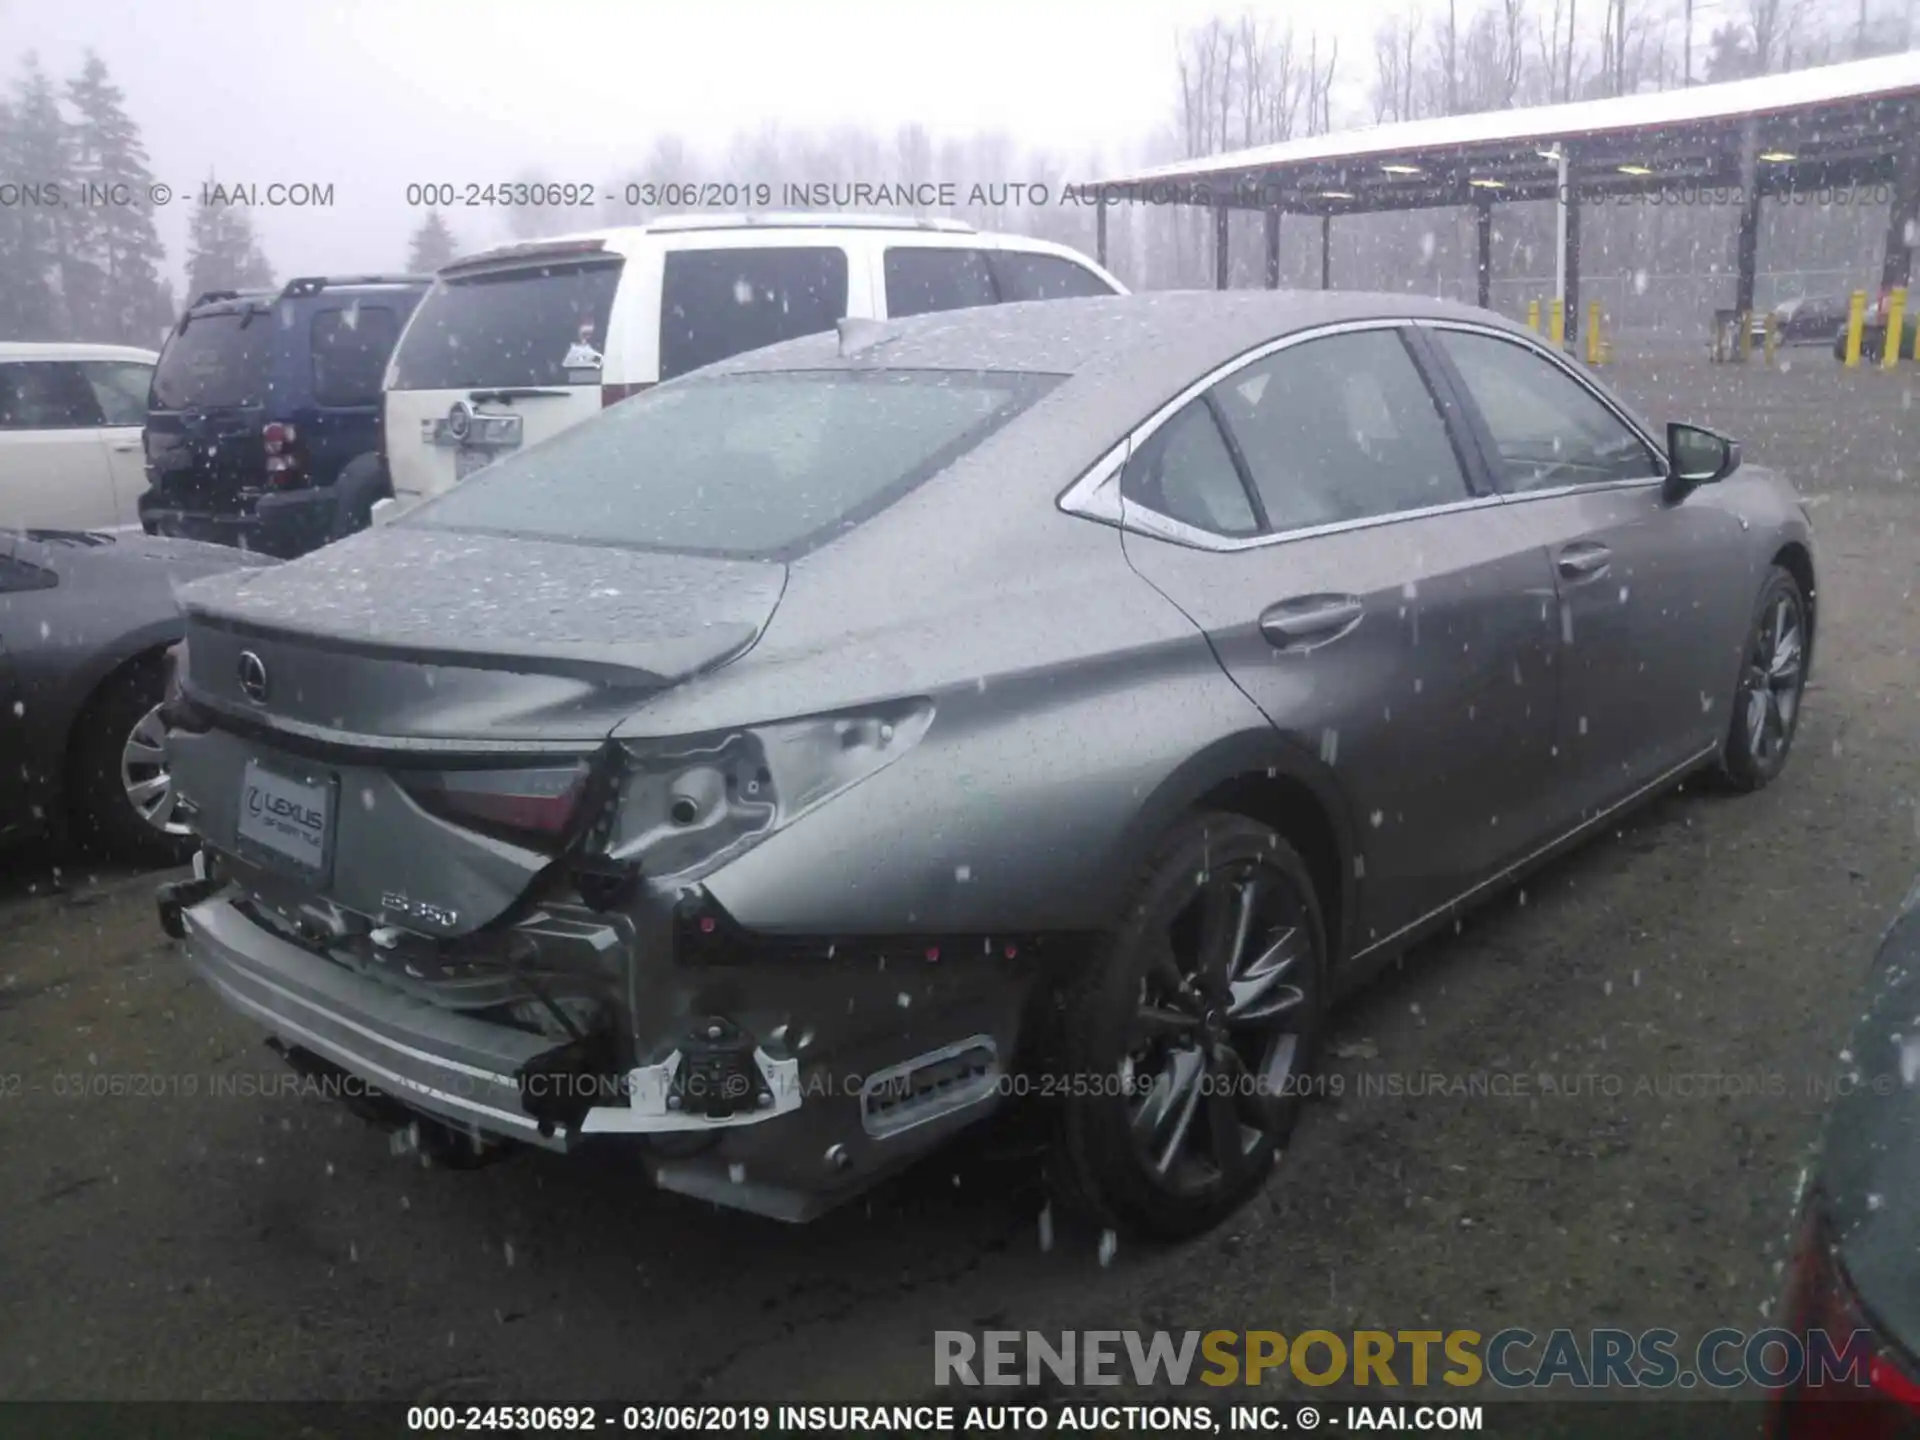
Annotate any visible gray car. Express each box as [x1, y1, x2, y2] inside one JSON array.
[[157, 291, 1816, 1238], [0, 527, 274, 864]]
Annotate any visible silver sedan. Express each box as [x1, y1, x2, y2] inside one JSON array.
[[158, 291, 1815, 1238]]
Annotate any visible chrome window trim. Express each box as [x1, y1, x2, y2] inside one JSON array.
[[1057, 316, 1493, 554], [1411, 317, 1671, 483]]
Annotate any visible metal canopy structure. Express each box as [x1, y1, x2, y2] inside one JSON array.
[[1089, 51, 1920, 345]]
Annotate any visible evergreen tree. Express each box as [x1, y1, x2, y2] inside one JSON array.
[[66, 52, 170, 344], [1, 56, 73, 339], [405, 210, 459, 273], [184, 177, 275, 301]]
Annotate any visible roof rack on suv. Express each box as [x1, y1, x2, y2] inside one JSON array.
[[188, 289, 243, 308], [278, 274, 430, 299], [642, 211, 977, 235]]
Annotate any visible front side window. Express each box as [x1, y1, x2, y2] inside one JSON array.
[[310, 304, 401, 407], [79, 361, 154, 426], [1435, 329, 1661, 492], [1211, 328, 1470, 531], [405, 368, 1056, 559], [0, 361, 105, 430], [884, 248, 997, 318], [659, 247, 849, 381], [1120, 400, 1260, 537]]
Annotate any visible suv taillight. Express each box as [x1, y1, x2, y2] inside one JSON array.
[[263, 422, 304, 488]]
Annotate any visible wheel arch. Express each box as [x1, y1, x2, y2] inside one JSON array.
[[1102, 728, 1359, 967]]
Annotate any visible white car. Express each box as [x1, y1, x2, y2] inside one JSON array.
[[381, 213, 1126, 505], [0, 342, 158, 530]]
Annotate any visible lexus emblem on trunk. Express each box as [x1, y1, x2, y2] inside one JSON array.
[[446, 399, 473, 443], [237, 651, 269, 703]]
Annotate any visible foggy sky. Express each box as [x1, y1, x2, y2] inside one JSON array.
[[2, 0, 1410, 287]]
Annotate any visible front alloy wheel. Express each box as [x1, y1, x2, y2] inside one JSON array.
[[1722, 565, 1809, 791], [1052, 812, 1327, 1239]]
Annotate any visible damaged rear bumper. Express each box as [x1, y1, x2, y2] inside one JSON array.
[[170, 882, 1039, 1222]]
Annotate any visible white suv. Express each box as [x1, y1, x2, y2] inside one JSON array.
[[0, 342, 158, 530], [381, 213, 1124, 504]]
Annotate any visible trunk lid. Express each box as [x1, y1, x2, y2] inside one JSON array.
[[175, 524, 784, 743], [168, 525, 785, 935]]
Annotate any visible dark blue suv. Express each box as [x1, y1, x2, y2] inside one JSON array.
[[139, 275, 429, 558]]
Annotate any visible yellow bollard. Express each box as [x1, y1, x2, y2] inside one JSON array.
[[1882, 288, 1907, 369], [1764, 313, 1778, 368], [1586, 302, 1602, 364], [1549, 298, 1565, 348], [1737, 311, 1753, 360], [1844, 290, 1867, 367], [1527, 298, 1541, 333]]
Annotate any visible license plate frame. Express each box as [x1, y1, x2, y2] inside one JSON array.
[[234, 759, 337, 883]]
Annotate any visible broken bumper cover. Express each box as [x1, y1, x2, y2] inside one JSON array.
[[172, 890, 1035, 1220]]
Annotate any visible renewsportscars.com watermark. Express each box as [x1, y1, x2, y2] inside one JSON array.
[[935, 1327, 1876, 1392]]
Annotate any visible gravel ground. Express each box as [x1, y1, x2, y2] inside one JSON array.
[[1, 353, 1915, 1417]]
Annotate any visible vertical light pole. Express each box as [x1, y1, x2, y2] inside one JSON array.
[[1552, 145, 1570, 345], [1685, 0, 1695, 84]]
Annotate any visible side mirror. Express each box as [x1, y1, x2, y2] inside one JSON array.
[[1663, 422, 1741, 504], [369, 496, 402, 527]]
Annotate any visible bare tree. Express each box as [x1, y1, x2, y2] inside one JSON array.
[[1371, 11, 1422, 121]]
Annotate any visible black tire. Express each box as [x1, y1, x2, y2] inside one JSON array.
[[67, 655, 195, 867], [328, 454, 390, 542], [1049, 811, 1328, 1240], [1719, 565, 1810, 793]]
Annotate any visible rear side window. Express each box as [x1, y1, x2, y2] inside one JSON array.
[[0, 361, 106, 429], [311, 304, 401, 407], [659, 247, 849, 381], [1120, 400, 1259, 537], [1212, 329, 1469, 530], [151, 311, 273, 409], [989, 251, 1115, 302], [407, 369, 1056, 558], [884, 248, 997, 318], [79, 360, 153, 425], [391, 261, 622, 391]]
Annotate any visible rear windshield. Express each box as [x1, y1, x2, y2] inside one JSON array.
[[151, 310, 273, 410], [389, 260, 622, 391], [404, 369, 1056, 559]]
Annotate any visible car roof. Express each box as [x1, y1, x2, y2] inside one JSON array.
[[182, 275, 430, 317], [697, 289, 1536, 410], [438, 215, 1109, 272], [0, 341, 160, 364]]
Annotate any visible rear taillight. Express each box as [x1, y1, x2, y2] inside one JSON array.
[[1769, 1202, 1920, 1438], [263, 421, 304, 488], [398, 762, 593, 847], [602, 383, 651, 408]]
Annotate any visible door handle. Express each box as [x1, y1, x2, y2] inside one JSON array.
[[1259, 594, 1365, 649], [1555, 543, 1612, 581], [109, 440, 142, 452]]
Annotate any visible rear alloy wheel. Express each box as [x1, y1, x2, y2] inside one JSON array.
[[70, 659, 196, 866], [1051, 812, 1327, 1240], [1721, 565, 1809, 791], [122, 703, 190, 839]]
